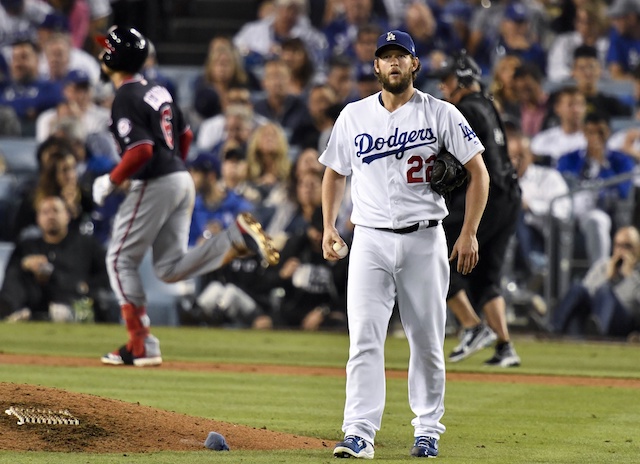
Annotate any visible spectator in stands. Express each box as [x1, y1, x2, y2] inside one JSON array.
[[606, 0, 640, 80], [0, 105, 20, 135], [466, 0, 549, 74], [253, 58, 315, 153], [492, 1, 547, 76], [607, 63, 640, 224], [279, 37, 316, 96], [219, 145, 261, 206], [325, 55, 359, 105], [0, 195, 112, 322], [0, 40, 63, 136], [352, 23, 382, 68], [36, 69, 109, 143], [0, 0, 56, 50], [557, 112, 636, 265], [47, 0, 90, 49], [140, 40, 177, 101], [261, 158, 323, 245], [37, 20, 100, 84], [82, 0, 111, 58], [233, 0, 328, 77], [213, 105, 257, 158], [295, 145, 324, 178], [402, 1, 464, 61], [187, 153, 254, 247], [355, 62, 380, 99], [506, 119, 571, 279], [192, 38, 249, 122], [572, 45, 633, 121], [550, 225, 640, 338], [12, 147, 93, 240], [306, 83, 338, 153], [547, 0, 610, 83], [323, 0, 388, 59], [196, 85, 268, 154], [511, 62, 549, 137], [245, 121, 292, 216], [489, 54, 522, 120], [265, 205, 347, 330], [530, 86, 587, 166], [182, 252, 276, 329]]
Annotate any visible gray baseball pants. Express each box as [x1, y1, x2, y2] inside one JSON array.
[[106, 171, 243, 307]]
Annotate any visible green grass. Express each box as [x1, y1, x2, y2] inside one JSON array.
[[1, 323, 639, 463]]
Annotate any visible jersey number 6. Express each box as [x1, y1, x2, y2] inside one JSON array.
[[406, 154, 436, 184], [160, 104, 175, 150]]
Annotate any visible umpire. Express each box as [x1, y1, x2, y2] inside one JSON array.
[[435, 51, 522, 367]]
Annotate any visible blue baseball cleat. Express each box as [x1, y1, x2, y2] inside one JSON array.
[[410, 436, 438, 458], [333, 435, 374, 459]]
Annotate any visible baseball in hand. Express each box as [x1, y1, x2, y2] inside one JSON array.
[[333, 242, 349, 259]]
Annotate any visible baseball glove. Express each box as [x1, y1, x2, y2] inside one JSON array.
[[430, 149, 468, 196]]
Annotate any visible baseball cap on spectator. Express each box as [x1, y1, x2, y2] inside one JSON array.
[[64, 69, 91, 88], [39, 13, 70, 32], [188, 153, 221, 176], [573, 45, 598, 61], [375, 30, 416, 57], [504, 2, 529, 22], [0, 0, 22, 10], [356, 63, 376, 82], [607, 0, 640, 17], [223, 146, 246, 161], [442, 1, 473, 24]]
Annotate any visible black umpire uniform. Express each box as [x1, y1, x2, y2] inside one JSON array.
[[444, 90, 521, 309]]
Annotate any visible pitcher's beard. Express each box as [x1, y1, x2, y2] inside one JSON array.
[[380, 73, 412, 94]]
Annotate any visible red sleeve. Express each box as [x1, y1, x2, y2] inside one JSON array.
[[109, 143, 154, 185], [179, 127, 193, 161]]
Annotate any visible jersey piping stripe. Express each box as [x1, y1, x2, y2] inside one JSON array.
[[111, 181, 148, 305]]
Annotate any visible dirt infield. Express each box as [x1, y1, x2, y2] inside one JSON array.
[[1, 353, 639, 453]]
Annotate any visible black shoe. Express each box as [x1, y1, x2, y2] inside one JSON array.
[[484, 341, 521, 367]]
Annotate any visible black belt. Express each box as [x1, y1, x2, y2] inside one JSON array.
[[375, 220, 439, 234]]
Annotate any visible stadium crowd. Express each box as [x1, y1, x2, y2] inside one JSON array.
[[0, 0, 639, 340]]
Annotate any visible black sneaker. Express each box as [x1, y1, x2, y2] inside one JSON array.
[[235, 213, 280, 266], [484, 341, 521, 367], [449, 323, 496, 362]]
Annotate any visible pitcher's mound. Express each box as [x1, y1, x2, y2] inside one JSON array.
[[0, 382, 329, 453]]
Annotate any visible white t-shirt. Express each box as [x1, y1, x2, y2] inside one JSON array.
[[319, 90, 484, 228], [530, 126, 587, 164], [519, 163, 571, 232]]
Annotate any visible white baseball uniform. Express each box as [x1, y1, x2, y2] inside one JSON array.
[[319, 90, 484, 444]]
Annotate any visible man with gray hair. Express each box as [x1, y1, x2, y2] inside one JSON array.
[[233, 0, 328, 77]]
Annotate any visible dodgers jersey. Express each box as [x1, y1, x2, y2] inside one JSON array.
[[319, 90, 485, 229]]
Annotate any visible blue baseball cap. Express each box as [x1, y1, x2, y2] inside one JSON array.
[[188, 153, 221, 176], [375, 30, 416, 57], [64, 69, 91, 87], [504, 2, 529, 22]]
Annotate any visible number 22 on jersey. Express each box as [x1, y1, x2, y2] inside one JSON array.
[[407, 154, 436, 184]]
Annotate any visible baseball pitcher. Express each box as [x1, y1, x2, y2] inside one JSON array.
[[320, 30, 489, 459]]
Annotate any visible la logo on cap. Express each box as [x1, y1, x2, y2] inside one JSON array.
[[386, 32, 396, 41]]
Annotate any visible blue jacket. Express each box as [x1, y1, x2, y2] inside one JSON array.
[[188, 191, 254, 246], [556, 148, 635, 199]]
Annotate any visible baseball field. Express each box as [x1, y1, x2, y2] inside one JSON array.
[[0, 322, 638, 463]]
